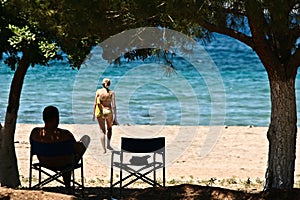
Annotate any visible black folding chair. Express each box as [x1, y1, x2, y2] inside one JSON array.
[[110, 137, 166, 198], [29, 139, 85, 196]]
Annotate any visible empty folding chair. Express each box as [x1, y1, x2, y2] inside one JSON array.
[[110, 137, 166, 197]]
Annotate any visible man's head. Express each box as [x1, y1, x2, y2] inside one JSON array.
[[43, 106, 59, 126]]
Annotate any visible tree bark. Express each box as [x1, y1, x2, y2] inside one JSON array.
[[265, 67, 297, 189], [0, 53, 30, 187]]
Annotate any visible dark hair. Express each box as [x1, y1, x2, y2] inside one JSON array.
[[43, 106, 59, 122]]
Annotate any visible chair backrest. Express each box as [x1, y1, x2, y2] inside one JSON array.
[[121, 137, 165, 153], [30, 139, 74, 157]]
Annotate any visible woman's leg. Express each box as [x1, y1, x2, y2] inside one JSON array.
[[106, 113, 113, 150], [97, 117, 107, 153]]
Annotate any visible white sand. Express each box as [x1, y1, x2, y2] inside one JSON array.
[[13, 124, 300, 190]]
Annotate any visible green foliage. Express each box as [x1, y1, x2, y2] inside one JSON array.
[[208, 177, 217, 186], [0, 0, 7, 6], [38, 41, 59, 59], [8, 25, 36, 49], [167, 178, 178, 185], [0, 1, 65, 70], [1, 0, 300, 70], [5, 24, 62, 69], [226, 177, 237, 184], [0, 0, 299, 190]]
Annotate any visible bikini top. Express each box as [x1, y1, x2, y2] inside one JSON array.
[[100, 95, 111, 101], [97, 90, 112, 103]]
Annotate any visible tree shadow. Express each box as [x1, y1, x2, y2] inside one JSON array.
[[42, 186, 144, 199], [33, 184, 300, 200]]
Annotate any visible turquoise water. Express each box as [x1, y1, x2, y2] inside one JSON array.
[[0, 33, 299, 126]]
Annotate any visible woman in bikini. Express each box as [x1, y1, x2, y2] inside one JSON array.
[[93, 78, 118, 153]]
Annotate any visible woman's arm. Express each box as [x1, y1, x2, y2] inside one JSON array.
[[92, 91, 98, 121]]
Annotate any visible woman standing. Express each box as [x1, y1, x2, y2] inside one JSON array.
[[93, 78, 118, 153]]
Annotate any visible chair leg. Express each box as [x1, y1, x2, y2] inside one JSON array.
[[153, 153, 157, 186], [120, 166, 123, 197], [29, 168, 32, 188], [110, 166, 113, 196], [72, 170, 75, 189], [38, 166, 41, 185], [120, 152, 123, 198], [81, 162, 84, 198], [163, 152, 166, 187]]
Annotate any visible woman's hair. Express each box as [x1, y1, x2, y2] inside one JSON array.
[[102, 78, 111, 93]]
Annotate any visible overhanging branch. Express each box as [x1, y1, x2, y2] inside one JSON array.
[[197, 18, 254, 48], [290, 47, 300, 69], [244, 0, 280, 71], [291, 24, 300, 44]]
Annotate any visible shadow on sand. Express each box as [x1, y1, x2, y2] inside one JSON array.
[[35, 184, 300, 200]]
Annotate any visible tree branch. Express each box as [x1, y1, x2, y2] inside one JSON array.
[[197, 18, 254, 48], [289, 23, 300, 70], [290, 47, 300, 69], [291, 24, 300, 44], [244, 0, 280, 71]]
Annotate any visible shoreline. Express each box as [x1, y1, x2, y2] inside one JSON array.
[[13, 124, 300, 190]]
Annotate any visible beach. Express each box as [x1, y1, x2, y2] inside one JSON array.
[[14, 124, 300, 192]]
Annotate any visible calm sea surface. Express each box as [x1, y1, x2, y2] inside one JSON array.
[[0, 33, 300, 126]]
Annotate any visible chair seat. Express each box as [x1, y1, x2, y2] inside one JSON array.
[[32, 161, 82, 171], [113, 161, 164, 172]]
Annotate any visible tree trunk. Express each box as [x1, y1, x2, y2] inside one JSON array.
[[265, 67, 297, 189], [0, 54, 30, 187]]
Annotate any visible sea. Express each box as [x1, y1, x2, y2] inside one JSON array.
[[0, 33, 299, 127]]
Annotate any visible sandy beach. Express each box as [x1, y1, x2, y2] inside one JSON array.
[[13, 124, 300, 191]]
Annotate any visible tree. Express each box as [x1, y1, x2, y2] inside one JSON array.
[[1, 0, 299, 190], [0, 0, 135, 187], [0, 0, 101, 187], [0, 1, 64, 187], [130, 0, 299, 189], [101, 0, 300, 189]]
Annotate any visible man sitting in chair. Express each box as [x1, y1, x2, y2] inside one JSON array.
[[30, 105, 88, 191]]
